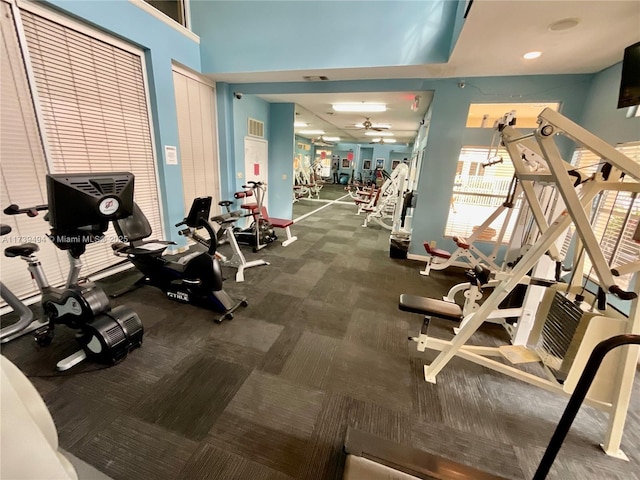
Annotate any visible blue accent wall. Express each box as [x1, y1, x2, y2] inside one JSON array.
[[580, 63, 640, 145], [43, 0, 201, 245], [268, 104, 295, 220], [191, 1, 457, 73], [228, 74, 594, 255]]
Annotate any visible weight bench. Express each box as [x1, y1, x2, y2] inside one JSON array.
[[400, 294, 463, 353], [419, 241, 452, 276], [259, 207, 297, 247]]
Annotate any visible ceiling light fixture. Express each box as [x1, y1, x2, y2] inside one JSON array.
[[548, 18, 580, 31], [323, 136, 340, 142], [523, 51, 542, 60], [365, 131, 394, 137], [382, 138, 396, 143], [332, 103, 386, 113], [294, 121, 308, 127], [299, 129, 325, 135]]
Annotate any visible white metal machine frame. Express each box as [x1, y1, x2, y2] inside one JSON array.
[[411, 108, 640, 459]]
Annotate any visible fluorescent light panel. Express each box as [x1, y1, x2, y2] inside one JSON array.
[[299, 129, 324, 135], [333, 103, 386, 113], [365, 131, 393, 137], [523, 51, 542, 60], [323, 136, 340, 142], [294, 121, 308, 127]]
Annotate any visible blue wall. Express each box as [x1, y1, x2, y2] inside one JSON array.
[[191, 1, 458, 73], [228, 74, 594, 255], [268, 104, 295, 219], [580, 63, 640, 145], [232, 94, 270, 195], [44, 0, 201, 245]]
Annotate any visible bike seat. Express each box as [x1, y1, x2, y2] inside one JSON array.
[[4, 243, 39, 257], [218, 200, 233, 208], [112, 240, 172, 256]]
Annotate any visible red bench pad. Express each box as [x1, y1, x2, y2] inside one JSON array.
[[423, 242, 451, 259]]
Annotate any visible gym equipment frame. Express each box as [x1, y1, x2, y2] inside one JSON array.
[[409, 109, 640, 459]]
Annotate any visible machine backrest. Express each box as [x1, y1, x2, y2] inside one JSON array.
[[113, 202, 153, 245], [185, 197, 212, 228]]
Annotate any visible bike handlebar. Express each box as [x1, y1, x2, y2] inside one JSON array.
[[3, 204, 49, 217]]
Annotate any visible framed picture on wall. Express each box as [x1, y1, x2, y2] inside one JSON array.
[[363, 159, 371, 170], [392, 160, 400, 170], [342, 158, 350, 168], [376, 158, 384, 168]]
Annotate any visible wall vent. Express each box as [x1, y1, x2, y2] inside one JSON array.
[[303, 75, 329, 81], [248, 118, 264, 138]]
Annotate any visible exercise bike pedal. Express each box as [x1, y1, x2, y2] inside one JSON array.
[[34, 325, 54, 347]]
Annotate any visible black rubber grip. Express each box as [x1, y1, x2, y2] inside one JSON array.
[[609, 285, 638, 300]]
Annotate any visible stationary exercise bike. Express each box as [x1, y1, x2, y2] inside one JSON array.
[[112, 196, 247, 322], [210, 199, 270, 282], [2, 172, 144, 371], [0, 223, 49, 343], [232, 181, 277, 252]]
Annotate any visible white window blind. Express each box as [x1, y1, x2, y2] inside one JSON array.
[[445, 147, 519, 242], [0, 0, 67, 301], [19, 7, 162, 278], [571, 143, 640, 290], [172, 70, 221, 216]]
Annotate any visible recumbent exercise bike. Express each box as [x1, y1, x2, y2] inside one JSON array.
[[2, 172, 144, 371], [111, 196, 247, 322]]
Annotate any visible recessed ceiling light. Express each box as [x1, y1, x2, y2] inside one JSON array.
[[332, 103, 387, 113], [323, 136, 340, 142], [299, 129, 324, 135], [365, 131, 394, 137], [548, 18, 580, 31], [294, 121, 308, 127], [523, 51, 542, 60], [382, 138, 396, 143]]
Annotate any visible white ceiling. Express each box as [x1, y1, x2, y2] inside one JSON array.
[[210, 0, 640, 146]]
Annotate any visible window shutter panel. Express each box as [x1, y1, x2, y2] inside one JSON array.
[[445, 147, 518, 242]]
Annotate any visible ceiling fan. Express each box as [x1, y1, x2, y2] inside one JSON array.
[[312, 136, 336, 147], [348, 117, 390, 132]]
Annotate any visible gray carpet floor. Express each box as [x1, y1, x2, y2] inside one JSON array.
[[2, 184, 639, 480]]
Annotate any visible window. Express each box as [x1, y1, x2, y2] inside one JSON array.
[[570, 142, 640, 290], [1, 2, 163, 303], [445, 147, 519, 242], [143, 0, 187, 27], [466, 102, 560, 128]]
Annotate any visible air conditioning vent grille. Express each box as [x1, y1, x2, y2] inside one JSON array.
[[248, 118, 264, 138]]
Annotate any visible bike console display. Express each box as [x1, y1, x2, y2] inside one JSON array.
[[46, 172, 135, 253]]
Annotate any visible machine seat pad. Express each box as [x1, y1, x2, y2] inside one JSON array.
[[269, 217, 293, 229], [423, 242, 451, 259], [399, 294, 462, 322], [452, 236, 470, 249], [114, 241, 173, 256], [240, 203, 258, 212], [4, 243, 39, 257]]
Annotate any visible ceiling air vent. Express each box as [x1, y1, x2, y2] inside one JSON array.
[[303, 75, 329, 81], [248, 118, 264, 138]]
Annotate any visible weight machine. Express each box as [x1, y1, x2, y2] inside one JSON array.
[[361, 163, 409, 230], [406, 109, 640, 458]]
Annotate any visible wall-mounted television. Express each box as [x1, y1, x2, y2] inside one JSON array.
[[617, 41, 640, 109]]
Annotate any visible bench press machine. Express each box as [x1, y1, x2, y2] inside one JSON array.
[[419, 175, 521, 276], [404, 109, 640, 459]]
